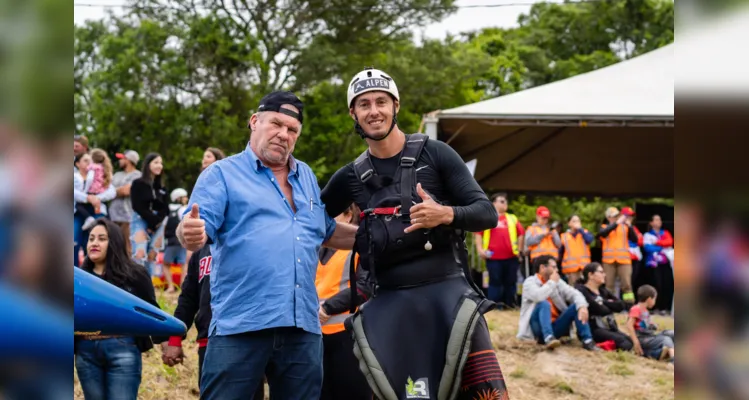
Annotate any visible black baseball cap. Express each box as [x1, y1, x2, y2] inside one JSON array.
[[254, 91, 304, 125]]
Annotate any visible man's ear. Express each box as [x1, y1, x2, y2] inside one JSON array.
[[349, 107, 357, 121], [394, 99, 400, 114], [249, 113, 259, 131]]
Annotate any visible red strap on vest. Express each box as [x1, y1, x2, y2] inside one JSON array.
[[360, 206, 402, 219]]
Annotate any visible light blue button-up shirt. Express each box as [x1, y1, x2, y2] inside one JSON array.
[[185, 143, 336, 336]]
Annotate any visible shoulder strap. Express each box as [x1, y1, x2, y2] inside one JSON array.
[[353, 150, 375, 184], [399, 133, 429, 214]]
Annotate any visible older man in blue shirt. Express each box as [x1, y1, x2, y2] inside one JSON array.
[[177, 91, 356, 400]]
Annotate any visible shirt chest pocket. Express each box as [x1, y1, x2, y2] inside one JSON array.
[[304, 197, 327, 240]]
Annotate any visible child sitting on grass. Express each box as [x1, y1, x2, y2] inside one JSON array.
[[627, 284, 674, 364]]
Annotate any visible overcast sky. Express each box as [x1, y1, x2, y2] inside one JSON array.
[[74, 0, 564, 37]]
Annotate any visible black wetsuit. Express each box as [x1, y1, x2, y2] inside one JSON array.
[[322, 137, 510, 399]]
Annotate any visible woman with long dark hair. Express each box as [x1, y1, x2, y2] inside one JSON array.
[[201, 147, 226, 171], [130, 152, 169, 278], [75, 219, 167, 399], [574, 262, 634, 351]]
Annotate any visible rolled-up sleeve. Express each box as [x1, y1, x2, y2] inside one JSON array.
[[323, 212, 337, 242], [184, 165, 227, 242]]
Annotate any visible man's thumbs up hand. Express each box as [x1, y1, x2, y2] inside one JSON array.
[[180, 203, 207, 251], [404, 183, 454, 234], [188, 204, 200, 219]]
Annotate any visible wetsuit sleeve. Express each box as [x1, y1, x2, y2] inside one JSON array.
[[432, 140, 497, 232], [172, 249, 201, 339], [322, 263, 372, 315], [321, 164, 355, 218]]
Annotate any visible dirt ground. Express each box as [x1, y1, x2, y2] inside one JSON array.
[[74, 291, 674, 400]]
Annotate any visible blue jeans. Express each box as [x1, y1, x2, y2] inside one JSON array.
[[75, 337, 142, 400], [201, 327, 323, 400], [486, 257, 519, 308], [529, 302, 592, 342], [130, 212, 166, 276]]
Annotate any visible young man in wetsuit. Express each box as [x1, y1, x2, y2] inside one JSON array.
[[321, 68, 509, 399]]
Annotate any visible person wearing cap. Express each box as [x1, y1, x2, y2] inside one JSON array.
[[110, 150, 142, 255], [525, 206, 561, 267], [321, 68, 508, 399], [176, 91, 358, 400], [597, 207, 640, 306]]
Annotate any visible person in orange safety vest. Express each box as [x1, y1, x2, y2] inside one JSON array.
[[559, 214, 593, 284], [525, 206, 561, 267], [316, 205, 371, 400], [597, 207, 639, 306]]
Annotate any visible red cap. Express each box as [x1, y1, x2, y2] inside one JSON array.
[[621, 207, 635, 216], [115, 153, 125, 159], [536, 206, 550, 218]]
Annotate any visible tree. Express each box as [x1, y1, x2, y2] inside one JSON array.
[[128, 0, 458, 94], [74, 0, 674, 191]]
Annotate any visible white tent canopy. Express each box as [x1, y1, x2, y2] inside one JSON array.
[[437, 43, 673, 123], [424, 45, 674, 196]]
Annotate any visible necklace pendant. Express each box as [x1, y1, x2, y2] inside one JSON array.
[[424, 240, 433, 251]]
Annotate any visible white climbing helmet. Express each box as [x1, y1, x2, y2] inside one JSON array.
[[346, 67, 400, 108], [170, 188, 188, 202]]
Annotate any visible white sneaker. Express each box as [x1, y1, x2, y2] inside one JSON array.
[[82, 216, 97, 231]]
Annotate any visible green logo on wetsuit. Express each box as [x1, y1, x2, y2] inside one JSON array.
[[406, 376, 429, 399]]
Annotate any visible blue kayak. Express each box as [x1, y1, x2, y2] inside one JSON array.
[[74, 267, 186, 337], [0, 283, 72, 361]]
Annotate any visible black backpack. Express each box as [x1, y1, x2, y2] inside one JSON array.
[[164, 207, 181, 243]]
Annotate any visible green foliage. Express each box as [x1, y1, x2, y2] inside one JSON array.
[[74, 0, 674, 193]]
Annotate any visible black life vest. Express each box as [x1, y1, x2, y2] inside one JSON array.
[[348, 134, 484, 311]]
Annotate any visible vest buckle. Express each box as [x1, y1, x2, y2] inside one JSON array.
[[400, 156, 416, 167]]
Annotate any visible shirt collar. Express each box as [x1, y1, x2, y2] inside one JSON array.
[[245, 142, 298, 176]]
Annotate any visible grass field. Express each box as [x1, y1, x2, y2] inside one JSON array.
[[74, 291, 674, 400]]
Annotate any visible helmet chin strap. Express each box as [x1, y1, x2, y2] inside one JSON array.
[[354, 105, 398, 141]]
